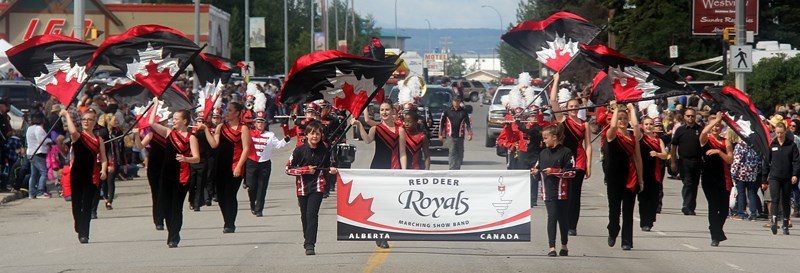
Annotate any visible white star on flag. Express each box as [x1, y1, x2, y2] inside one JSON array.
[[33, 54, 87, 90], [325, 68, 377, 95], [535, 32, 580, 64], [125, 43, 180, 80], [727, 111, 754, 137]]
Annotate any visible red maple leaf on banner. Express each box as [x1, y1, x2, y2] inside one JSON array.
[[337, 175, 375, 223], [134, 60, 174, 97], [47, 70, 82, 106], [333, 82, 370, 119], [612, 76, 642, 102]]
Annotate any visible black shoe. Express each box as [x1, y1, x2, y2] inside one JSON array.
[[78, 237, 89, 244], [168, 242, 178, 248], [608, 236, 616, 247], [682, 207, 691, 215], [621, 245, 632, 251], [189, 206, 195, 211], [205, 200, 212, 206], [559, 249, 568, 256], [772, 223, 779, 235], [376, 240, 390, 249], [690, 211, 697, 215], [568, 229, 577, 236], [547, 250, 557, 257], [641, 226, 651, 232], [322, 192, 330, 199], [783, 227, 790, 235], [251, 209, 256, 215], [305, 248, 315, 255], [155, 225, 165, 231], [213, 197, 218, 203], [193, 207, 200, 212], [256, 212, 263, 217], [223, 227, 235, 234], [710, 240, 720, 247], [91, 212, 98, 219]]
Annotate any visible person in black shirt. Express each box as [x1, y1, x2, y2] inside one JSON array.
[[670, 108, 703, 215], [764, 121, 800, 235], [604, 102, 643, 251], [533, 124, 575, 257], [517, 114, 545, 207], [438, 95, 472, 170]]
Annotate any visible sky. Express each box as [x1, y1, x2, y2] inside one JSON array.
[[351, 0, 520, 30]]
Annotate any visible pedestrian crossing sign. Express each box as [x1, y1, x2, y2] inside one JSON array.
[[729, 45, 753, 73]]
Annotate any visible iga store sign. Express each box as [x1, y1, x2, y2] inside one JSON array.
[[692, 0, 758, 35], [23, 18, 93, 41], [337, 169, 531, 242]]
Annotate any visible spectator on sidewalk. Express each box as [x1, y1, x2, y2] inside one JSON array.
[[26, 113, 52, 199]]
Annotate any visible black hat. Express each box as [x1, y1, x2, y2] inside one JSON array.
[[0, 99, 8, 106], [452, 95, 463, 101]]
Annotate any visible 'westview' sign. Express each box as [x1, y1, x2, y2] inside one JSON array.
[[337, 169, 531, 241], [692, 0, 759, 36]]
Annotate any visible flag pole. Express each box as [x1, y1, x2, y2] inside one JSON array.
[[106, 44, 208, 144], [513, 25, 607, 119], [28, 65, 101, 160]]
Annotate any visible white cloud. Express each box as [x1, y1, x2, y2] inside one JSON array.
[[351, 0, 520, 29]]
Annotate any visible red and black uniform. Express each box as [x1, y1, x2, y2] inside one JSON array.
[[70, 132, 102, 241], [216, 123, 245, 232], [604, 131, 639, 248], [371, 123, 402, 169], [701, 136, 730, 242], [518, 118, 546, 207], [535, 144, 575, 248], [639, 135, 664, 229], [285, 142, 331, 251], [189, 129, 213, 210], [160, 131, 192, 245], [562, 117, 588, 233], [147, 131, 167, 228], [293, 118, 316, 147], [405, 130, 426, 170], [496, 114, 519, 170]]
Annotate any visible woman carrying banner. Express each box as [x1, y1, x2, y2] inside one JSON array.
[[138, 116, 167, 231], [285, 121, 337, 255], [200, 102, 251, 233], [639, 117, 667, 232], [764, 121, 800, 235], [604, 102, 643, 251], [403, 110, 430, 170], [533, 124, 575, 257], [698, 112, 733, 246], [149, 98, 201, 248], [60, 108, 107, 244], [550, 73, 592, 236], [351, 99, 407, 249]]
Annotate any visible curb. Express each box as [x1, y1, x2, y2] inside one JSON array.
[[0, 191, 24, 205]]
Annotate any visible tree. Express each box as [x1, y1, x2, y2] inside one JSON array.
[[445, 55, 466, 78], [732, 55, 800, 113]]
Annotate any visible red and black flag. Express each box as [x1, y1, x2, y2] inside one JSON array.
[[589, 70, 614, 105], [502, 11, 601, 72], [5, 35, 97, 105], [279, 50, 398, 119], [704, 86, 771, 157], [104, 80, 193, 112], [89, 25, 222, 97], [580, 44, 691, 103]]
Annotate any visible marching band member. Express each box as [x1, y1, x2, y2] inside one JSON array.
[[550, 72, 592, 236], [246, 92, 290, 217], [699, 112, 733, 245], [148, 98, 201, 248], [61, 108, 107, 244], [285, 121, 338, 255], [403, 110, 430, 170], [639, 116, 668, 232], [604, 102, 643, 251], [200, 101, 251, 233], [533, 124, 575, 257], [137, 107, 168, 231], [351, 99, 407, 249]]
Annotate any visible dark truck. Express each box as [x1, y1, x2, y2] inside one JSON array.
[[389, 86, 472, 155]]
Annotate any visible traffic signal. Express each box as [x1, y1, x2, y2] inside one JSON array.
[[85, 25, 104, 41], [723, 27, 736, 44]]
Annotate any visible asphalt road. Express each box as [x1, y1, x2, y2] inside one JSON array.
[[1, 101, 798, 273]]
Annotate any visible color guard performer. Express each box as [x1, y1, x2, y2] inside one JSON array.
[[604, 102, 643, 251], [699, 112, 733, 246], [137, 109, 168, 231], [639, 117, 668, 231]]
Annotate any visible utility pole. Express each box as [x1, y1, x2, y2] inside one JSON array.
[[310, 0, 315, 52], [245, 0, 250, 63], [321, 0, 328, 50], [441, 36, 451, 76], [334, 0, 339, 47], [74, 0, 84, 40], [284, 0, 288, 75], [735, 0, 746, 92], [194, 0, 200, 45]]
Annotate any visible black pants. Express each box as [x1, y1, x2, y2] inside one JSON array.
[[299, 192, 324, 249], [92, 170, 117, 214], [607, 181, 637, 247], [71, 179, 96, 238], [205, 157, 217, 202], [246, 160, 272, 214], [638, 179, 662, 228], [702, 177, 729, 241], [217, 174, 242, 230], [545, 199, 569, 247], [161, 181, 189, 244], [770, 179, 793, 226], [530, 174, 540, 207], [147, 167, 164, 227], [567, 170, 586, 230], [680, 158, 702, 212], [189, 162, 209, 209]]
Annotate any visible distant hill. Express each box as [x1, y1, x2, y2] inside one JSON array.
[[389, 28, 502, 55]]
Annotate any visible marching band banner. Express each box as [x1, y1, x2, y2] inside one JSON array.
[[337, 169, 531, 242]]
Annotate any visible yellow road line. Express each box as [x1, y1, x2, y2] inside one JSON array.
[[362, 248, 391, 273]]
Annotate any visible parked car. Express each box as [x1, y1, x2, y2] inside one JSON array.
[[482, 82, 498, 105], [451, 80, 486, 103], [420, 86, 472, 154], [0, 80, 46, 114]]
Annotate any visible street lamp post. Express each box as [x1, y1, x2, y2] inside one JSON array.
[[284, 0, 288, 75], [481, 5, 502, 71], [424, 19, 431, 53], [245, 0, 250, 63], [394, 0, 398, 48]]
